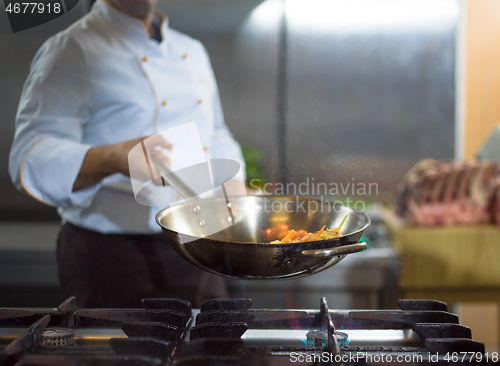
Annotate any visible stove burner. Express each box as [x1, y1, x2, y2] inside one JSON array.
[[306, 330, 348, 348], [39, 328, 75, 347]]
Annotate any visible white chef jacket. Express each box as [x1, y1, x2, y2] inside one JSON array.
[[9, 0, 245, 234]]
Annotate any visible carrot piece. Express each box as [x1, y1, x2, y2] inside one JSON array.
[[295, 230, 308, 238], [311, 225, 326, 241], [298, 233, 315, 242], [281, 230, 296, 243]]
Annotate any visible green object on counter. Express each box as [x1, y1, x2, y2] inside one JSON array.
[[241, 145, 266, 188], [360, 234, 370, 248]]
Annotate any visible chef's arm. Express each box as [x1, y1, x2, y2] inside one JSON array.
[[10, 37, 170, 206], [72, 138, 139, 192], [73, 135, 172, 192]]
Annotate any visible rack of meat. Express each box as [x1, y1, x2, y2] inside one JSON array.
[[395, 159, 500, 226]]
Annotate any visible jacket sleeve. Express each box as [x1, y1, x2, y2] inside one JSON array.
[[8, 34, 101, 208], [201, 46, 246, 183]]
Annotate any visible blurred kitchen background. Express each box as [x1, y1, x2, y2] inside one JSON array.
[[2, 0, 500, 351]]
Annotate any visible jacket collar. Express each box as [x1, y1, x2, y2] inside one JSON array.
[[93, 0, 169, 45]]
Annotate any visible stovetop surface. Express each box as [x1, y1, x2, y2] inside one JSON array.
[[0, 297, 494, 365]]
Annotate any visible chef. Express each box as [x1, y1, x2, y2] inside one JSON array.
[[9, 0, 246, 307]]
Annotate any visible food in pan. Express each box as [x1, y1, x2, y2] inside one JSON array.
[[260, 223, 294, 242], [268, 215, 348, 244]]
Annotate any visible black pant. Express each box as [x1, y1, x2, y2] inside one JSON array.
[[56, 223, 227, 308]]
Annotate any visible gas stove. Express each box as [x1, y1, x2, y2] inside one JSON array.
[[0, 297, 492, 365]]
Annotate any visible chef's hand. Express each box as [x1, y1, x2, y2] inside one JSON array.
[[128, 134, 172, 185], [73, 135, 172, 192]]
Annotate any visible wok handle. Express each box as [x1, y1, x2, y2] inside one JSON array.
[[299, 242, 368, 258], [150, 155, 197, 200]]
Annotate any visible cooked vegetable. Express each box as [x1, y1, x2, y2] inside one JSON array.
[[260, 224, 291, 241], [269, 215, 348, 244]]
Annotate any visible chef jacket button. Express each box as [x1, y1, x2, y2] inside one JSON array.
[[204, 146, 208, 151], [182, 54, 188, 59], [198, 99, 202, 104], [142, 56, 148, 62], [162, 100, 167, 106]]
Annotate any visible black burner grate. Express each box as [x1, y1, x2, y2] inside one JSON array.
[[0, 297, 489, 366]]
